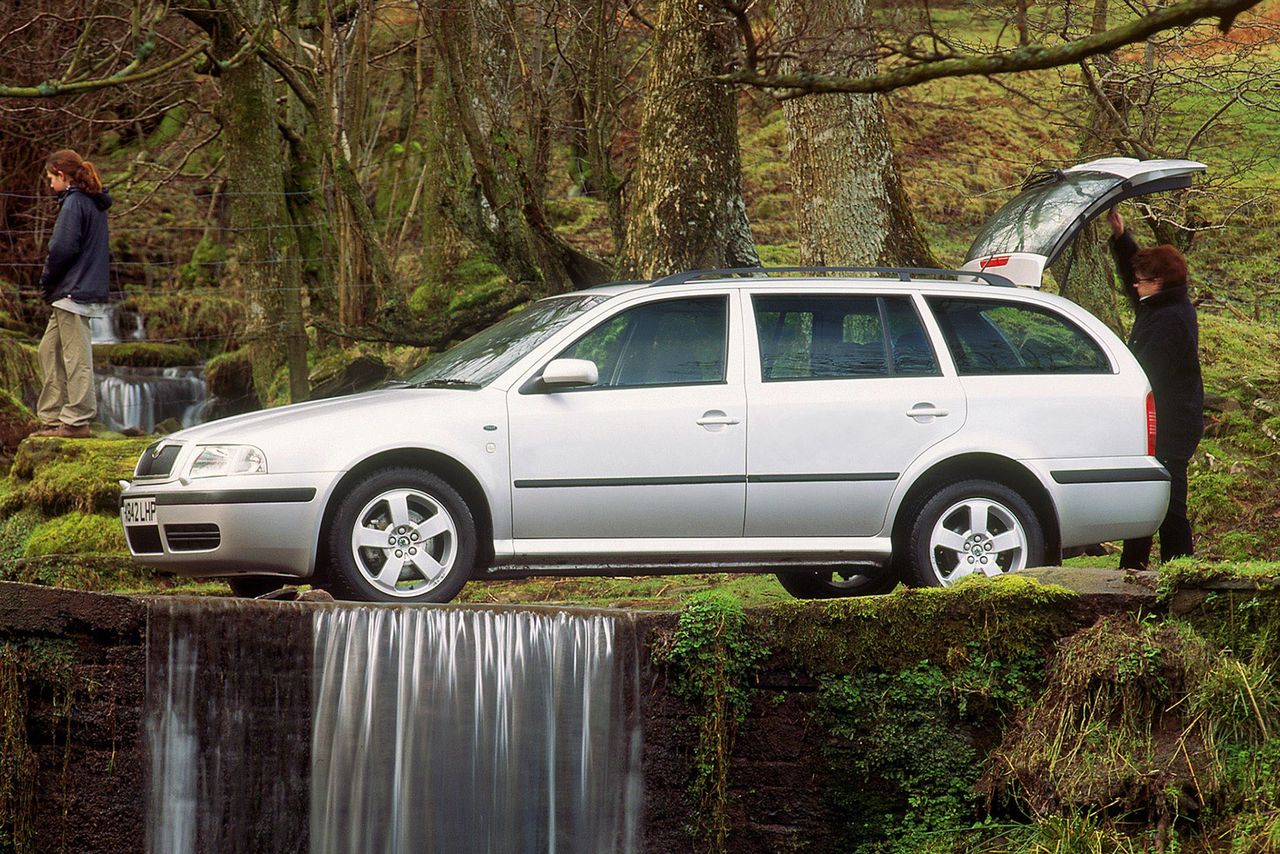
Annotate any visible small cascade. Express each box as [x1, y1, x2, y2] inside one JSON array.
[[311, 606, 642, 854], [96, 366, 208, 433], [145, 601, 643, 854], [89, 305, 119, 344]]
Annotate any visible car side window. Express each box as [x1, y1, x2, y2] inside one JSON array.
[[557, 296, 728, 388], [753, 295, 937, 380], [926, 297, 1111, 375]]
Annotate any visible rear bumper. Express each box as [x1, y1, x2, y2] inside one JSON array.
[[1027, 457, 1170, 547]]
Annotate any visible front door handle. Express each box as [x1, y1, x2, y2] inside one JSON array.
[[906, 404, 949, 419]]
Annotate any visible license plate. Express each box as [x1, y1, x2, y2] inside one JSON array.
[[121, 496, 156, 526]]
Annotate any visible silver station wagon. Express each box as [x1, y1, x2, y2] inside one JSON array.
[[120, 157, 1203, 603]]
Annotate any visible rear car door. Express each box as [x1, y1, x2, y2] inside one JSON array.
[[743, 290, 966, 537], [961, 157, 1206, 288], [506, 291, 746, 540]]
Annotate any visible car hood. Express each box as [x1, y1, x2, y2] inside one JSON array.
[[962, 157, 1205, 288], [165, 387, 499, 468]]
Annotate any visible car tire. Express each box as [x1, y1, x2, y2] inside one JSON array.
[[904, 479, 1044, 588], [226, 575, 286, 598], [326, 467, 477, 603], [775, 567, 900, 599]]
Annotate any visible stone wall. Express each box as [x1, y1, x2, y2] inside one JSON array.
[[0, 570, 1276, 854]]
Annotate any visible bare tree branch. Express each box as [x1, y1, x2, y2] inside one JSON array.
[[721, 0, 1263, 96], [0, 37, 209, 97]]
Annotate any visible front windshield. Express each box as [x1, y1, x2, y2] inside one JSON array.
[[966, 171, 1122, 262], [404, 294, 609, 387]]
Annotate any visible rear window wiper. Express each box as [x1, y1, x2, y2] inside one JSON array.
[[406, 378, 482, 389]]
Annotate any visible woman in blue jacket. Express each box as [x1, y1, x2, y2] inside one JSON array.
[[33, 149, 113, 439]]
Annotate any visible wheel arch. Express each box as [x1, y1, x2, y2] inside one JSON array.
[[890, 453, 1061, 566], [314, 448, 495, 583]]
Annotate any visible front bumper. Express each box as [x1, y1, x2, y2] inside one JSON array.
[[120, 473, 336, 578]]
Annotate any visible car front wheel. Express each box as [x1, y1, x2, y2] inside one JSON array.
[[327, 467, 476, 603], [904, 479, 1044, 587]]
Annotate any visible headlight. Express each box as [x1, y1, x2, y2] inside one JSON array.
[[188, 445, 268, 478]]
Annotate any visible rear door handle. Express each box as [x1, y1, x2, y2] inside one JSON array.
[[697, 410, 741, 427], [906, 404, 949, 418]]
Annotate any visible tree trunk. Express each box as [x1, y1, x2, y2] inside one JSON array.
[[204, 4, 311, 403], [777, 0, 935, 268], [1051, 0, 1125, 335], [619, 0, 759, 279]]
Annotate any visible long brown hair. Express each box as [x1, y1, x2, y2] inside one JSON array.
[[44, 149, 103, 194]]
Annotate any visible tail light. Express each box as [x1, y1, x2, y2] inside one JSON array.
[[1146, 392, 1157, 456]]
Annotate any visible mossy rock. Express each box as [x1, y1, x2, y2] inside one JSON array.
[[93, 342, 201, 368], [6, 553, 155, 590], [0, 506, 45, 565], [205, 348, 255, 401], [753, 573, 1080, 676], [24, 512, 127, 558], [120, 292, 245, 358], [309, 351, 391, 400], [0, 390, 36, 451], [0, 337, 40, 404], [3, 435, 152, 515]]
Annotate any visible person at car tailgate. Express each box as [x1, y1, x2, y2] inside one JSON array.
[[33, 149, 113, 439], [1108, 208, 1203, 569]]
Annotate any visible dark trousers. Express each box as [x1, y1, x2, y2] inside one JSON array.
[[1120, 457, 1192, 570]]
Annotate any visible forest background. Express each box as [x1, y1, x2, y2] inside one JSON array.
[[0, 0, 1278, 604]]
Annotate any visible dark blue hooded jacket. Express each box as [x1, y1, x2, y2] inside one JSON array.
[[39, 186, 113, 305]]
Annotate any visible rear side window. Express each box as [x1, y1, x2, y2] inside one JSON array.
[[753, 295, 938, 380], [926, 297, 1111, 375], [558, 296, 727, 387]]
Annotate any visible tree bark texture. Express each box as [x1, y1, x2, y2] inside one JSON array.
[[777, 0, 935, 268], [1052, 0, 1125, 335], [430, 0, 610, 295], [203, 3, 311, 403], [620, 0, 760, 280]]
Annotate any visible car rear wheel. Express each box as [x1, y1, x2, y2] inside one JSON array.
[[904, 479, 1044, 587], [326, 467, 476, 603], [775, 567, 899, 599]]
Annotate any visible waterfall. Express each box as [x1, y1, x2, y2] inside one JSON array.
[[96, 366, 208, 433], [145, 601, 643, 854]]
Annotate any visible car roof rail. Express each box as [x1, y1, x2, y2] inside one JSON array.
[[649, 265, 1016, 288]]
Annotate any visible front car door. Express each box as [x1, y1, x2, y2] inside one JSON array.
[[961, 156, 1206, 288], [743, 289, 966, 537], [506, 291, 746, 542]]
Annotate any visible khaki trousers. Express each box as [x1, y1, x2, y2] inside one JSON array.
[[37, 307, 97, 427]]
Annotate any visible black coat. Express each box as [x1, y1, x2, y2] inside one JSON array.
[[1110, 230, 1204, 461], [39, 187, 113, 305]]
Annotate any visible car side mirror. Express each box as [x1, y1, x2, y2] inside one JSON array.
[[541, 358, 599, 388]]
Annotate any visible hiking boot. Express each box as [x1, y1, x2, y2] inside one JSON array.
[[31, 423, 63, 437], [52, 424, 91, 439]]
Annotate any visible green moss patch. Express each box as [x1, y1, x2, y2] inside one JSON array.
[[0, 339, 39, 405], [24, 513, 127, 558], [753, 574, 1079, 676], [3, 436, 151, 516], [93, 342, 201, 368], [0, 390, 35, 451], [120, 292, 245, 359], [204, 347, 256, 401]]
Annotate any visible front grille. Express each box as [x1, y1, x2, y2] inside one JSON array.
[[164, 524, 221, 552], [126, 525, 164, 554], [135, 442, 181, 478]]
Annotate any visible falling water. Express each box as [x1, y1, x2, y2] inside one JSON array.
[[311, 606, 643, 854], [96, 366, 208, 433], [145, 601, 643, 854]]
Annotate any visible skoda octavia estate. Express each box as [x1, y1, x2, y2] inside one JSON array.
[[119, 157, 1203, 602]]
